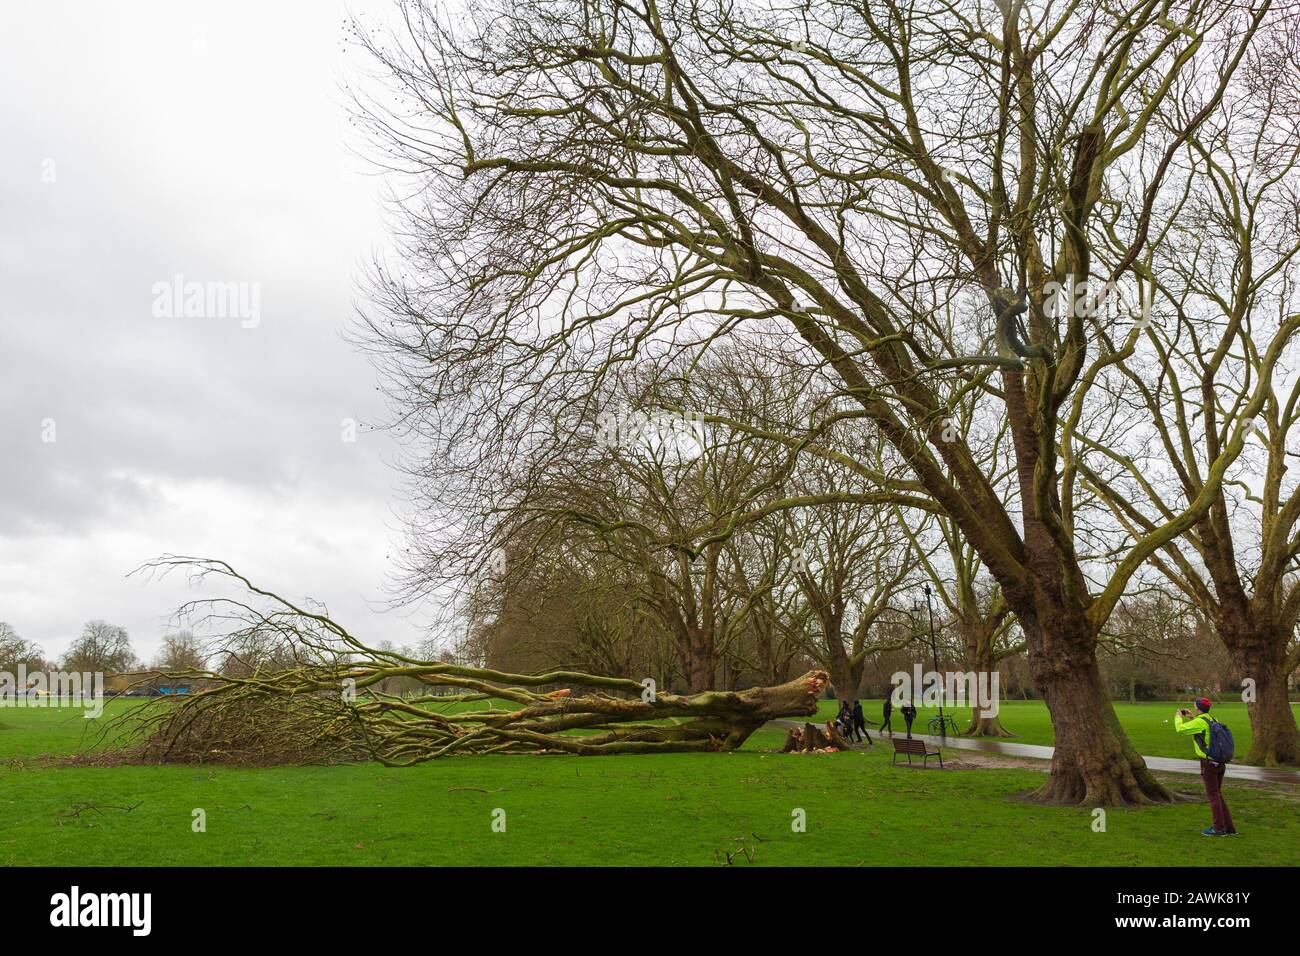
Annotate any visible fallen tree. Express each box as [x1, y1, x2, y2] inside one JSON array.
[[104, 557, 827, 766]]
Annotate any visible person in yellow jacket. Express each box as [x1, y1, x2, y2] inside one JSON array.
[[1174, 698, 1236, 836]]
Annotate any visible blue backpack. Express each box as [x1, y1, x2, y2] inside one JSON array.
[[1200, 719, 1235, 764]]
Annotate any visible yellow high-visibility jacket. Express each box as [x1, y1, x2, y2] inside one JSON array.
[[1174, 712, 1210, 759]]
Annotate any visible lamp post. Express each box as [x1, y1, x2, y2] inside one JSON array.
[[922, 583, 947, 737]]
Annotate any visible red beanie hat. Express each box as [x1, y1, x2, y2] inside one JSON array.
[[1196, 697, 1212, 712]]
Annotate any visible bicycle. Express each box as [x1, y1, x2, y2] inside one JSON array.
[[928, 712, 960, 736]]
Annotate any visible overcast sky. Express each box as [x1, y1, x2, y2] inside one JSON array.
[[0, 0, 437, 661]]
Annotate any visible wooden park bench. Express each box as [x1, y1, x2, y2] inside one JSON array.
[[891, 735, 943, 769]]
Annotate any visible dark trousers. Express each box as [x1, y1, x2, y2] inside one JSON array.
[[904, 716, 915, 739], [881, 715, 893, 735], [1200, 759, 1236, 833], [853, 716, 871, 744]]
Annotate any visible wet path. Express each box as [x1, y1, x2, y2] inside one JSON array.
[[768, 720, 1300, 784]]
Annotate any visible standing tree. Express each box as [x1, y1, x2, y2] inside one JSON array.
[[902, 512, 1025, 736], [153, 631, 208, 673], [718, 517, 810, 687], [468, 536, 675, 681], [1101, 592, 1197, 704], [352, 0, 1295, 803], [0, 622, 47, 673], [62, 620, 136, 675], [1078, 41, 1300, 764]]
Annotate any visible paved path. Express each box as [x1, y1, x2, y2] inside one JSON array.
[[768, 720, 1300, 784]]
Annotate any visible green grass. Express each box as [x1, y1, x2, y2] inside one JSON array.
[[2, 700, 1296, 866], [810, 698, 1300, 763]]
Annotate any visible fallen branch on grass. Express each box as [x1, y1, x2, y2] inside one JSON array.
[[101, 556, 828, 767], [62, 801, 143, 817]]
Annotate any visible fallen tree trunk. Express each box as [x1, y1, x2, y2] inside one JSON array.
[[110, 667, 829, 765], [107, 557, 827, 766]]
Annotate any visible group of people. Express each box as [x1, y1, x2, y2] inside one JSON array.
[[833, 699, 871, 743], [783, 696, 924, 754], [832, 698, 921, 741], [878, 697, 919, 738]]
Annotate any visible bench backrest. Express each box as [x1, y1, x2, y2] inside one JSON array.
[[892, 737, 929, 754]]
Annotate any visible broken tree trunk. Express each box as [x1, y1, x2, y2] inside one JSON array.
[[115, 663, 830, 766], [109, 557, 827, 766]]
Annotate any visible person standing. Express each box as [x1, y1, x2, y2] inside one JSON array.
[[881, 696, 894, 736], [851, 699, 871, 745], [1174, 697, 1237, 836], [835, 699, 853, 737], [901, 700, 918, 739]]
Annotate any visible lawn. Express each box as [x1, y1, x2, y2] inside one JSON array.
[[1, 701, 1295, 866], [810, 698, 1300, 763]]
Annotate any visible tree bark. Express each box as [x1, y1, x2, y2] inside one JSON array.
[[682, 625, 716, 693], [961, 636, 1016, 737], [1222, 633, 1300, 767], [827, 648, 864, 702], [964, 710, 1015, 737], [1029, 630, 1176, 805], [1014, 613, 1171, 806], [801, 722, 823, 752]]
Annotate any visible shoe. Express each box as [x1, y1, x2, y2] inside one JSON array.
[[1223, 830, 1238, 836], [1201, 827, 1225, 836]]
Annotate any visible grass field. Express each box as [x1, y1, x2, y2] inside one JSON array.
[[1, 700, 1296, 866]]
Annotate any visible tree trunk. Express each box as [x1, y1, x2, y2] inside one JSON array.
[[964, 697, 1015, 736], [801, 722, 823, 752], [1031, 645, 1177, 805], [1223, 635, 1300, 767], [823, 721, 857, 750], [961, 642, 1016, 737], [964, 711, 1014, 736], [993, 332, 1177, 805], [827, 649, 864, 702], [124, 664, 832, 763], [682, 626, 716, 693]]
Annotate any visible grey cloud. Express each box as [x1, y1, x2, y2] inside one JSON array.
[[0, 0, 426, 657]]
